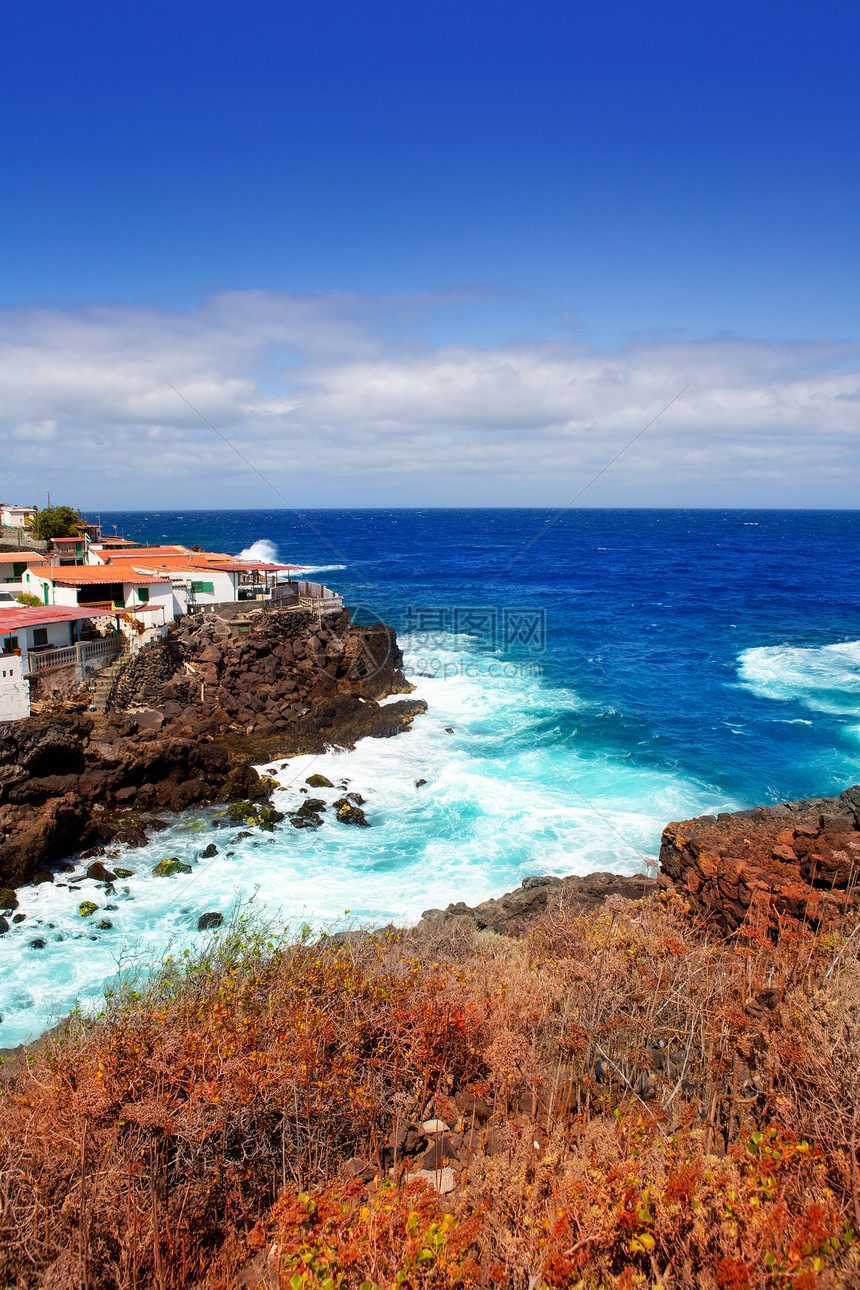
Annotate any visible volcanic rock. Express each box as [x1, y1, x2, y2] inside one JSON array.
[[659, 788, 860, 933]]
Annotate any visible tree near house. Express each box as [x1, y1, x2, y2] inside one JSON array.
[[30, 505, 83, 540]]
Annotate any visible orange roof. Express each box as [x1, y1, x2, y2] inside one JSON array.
[[0, 551, 48, 564], [31, 566, 171, 585], [102, 545, 192, 561], [107, 554, 214, 571]]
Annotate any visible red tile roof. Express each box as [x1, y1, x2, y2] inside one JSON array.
[[30, 566, 171, 585], [0, 551, 48, 564], [0, 606, 101, 631]]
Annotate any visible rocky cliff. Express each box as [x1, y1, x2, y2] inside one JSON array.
[[0, 607, 426, 889], [659, 786, 860, 933]]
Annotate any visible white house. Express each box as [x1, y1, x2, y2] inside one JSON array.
[[0, 654, 29, 721], [105, 553, 294, 607], [0, 605, 104, 672], [21, 564, 176, 618], [0, 551, 48, 584], [0, 506, 35, 530]]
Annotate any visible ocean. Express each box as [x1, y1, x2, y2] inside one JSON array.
[[2, 508, 859, 1045]]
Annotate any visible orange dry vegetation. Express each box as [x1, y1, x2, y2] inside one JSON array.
[[1, 889, 859, 1289]]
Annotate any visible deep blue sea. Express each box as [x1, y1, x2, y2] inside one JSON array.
[[3, 508, 860, 1044]]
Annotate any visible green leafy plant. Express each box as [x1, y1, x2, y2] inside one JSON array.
[[31, 505, 83, 540]]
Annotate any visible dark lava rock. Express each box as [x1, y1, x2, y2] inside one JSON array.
[[290, 814, 322, 829], [96, 920, 113, 930], [418, 871, 658, 937], [415, 779, 427, 788], [29, 938, 46, 949], [301, 798, 326, 813], [152, 858, 193, 877], [0, 917, 8, 935], [86, 861, 117, 883], [306, 774, 334, 789], [197, 911, 224, 931], [199, 843, 219, 858], [335, 803, 370, 827], [295, 799, 326, 819], [0, 889, 19, 911], [333, 793, 365, 808], [31, 870, 55, 886]]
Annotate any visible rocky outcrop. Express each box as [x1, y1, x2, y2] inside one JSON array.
[[659, 786, 860, 933], [0, 712, 264, 888], [417, 871, 658, 937], [0, 607, 425, 889], [104, 607, 423, 760]]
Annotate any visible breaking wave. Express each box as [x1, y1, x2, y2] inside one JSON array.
[[236, 538, 279, 562], [736, 640, 860, 718]]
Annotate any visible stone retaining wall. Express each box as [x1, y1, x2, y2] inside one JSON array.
[[659, 787, 860, 933]]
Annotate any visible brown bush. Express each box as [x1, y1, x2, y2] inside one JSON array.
[[1, 891, 859, 1288]]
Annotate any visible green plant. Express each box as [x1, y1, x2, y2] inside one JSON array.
[[31, 504, 83, 540]]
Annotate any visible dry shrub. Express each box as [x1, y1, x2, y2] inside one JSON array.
[[1, 890, 859, 1288]]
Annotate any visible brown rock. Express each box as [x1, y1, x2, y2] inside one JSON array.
[[772, 844, 797, 862]]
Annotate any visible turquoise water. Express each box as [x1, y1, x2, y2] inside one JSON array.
[[2, 508, 859, 1045]]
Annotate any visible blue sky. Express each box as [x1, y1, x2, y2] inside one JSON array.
[[2, 0, 859, 507]]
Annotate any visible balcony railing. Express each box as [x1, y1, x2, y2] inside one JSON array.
[[27, 635, 124, 675]]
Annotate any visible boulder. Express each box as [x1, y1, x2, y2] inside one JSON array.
[[335, 803, 370, 827], [197, 911, 224, 931], [86, 861, 117, 883], [152, 858, 193, 877], [305, 774, 334, 788], [290, 814, 321, 829], [78, 901, 98, 918]]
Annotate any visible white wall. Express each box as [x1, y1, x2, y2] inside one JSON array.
[[0, 618, 76, 671], [1, 509, 34, 529], [0, 656, 30, 721], [181, 568, 238, 605], [122, 582, 175, 622]]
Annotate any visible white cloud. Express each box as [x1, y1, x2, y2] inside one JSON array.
[[1, 291, 858, 506]]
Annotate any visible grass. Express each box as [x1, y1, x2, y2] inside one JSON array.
[[1, 889, 859, 1288]]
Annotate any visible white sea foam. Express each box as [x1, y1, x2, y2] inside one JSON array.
[[0, 633, 733, 1048], [737, 640, 860, 717], [294, 564, 347, 574], [236, 538, 279, 562]]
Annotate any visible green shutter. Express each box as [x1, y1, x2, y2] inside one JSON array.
[[138, 587, 150, 603], [191, 581, 214, 595]]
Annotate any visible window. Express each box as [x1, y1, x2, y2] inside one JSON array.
[[32, 627, 48, 647], [138, 587, 150, 603], [2, 636, 19, 653], [191, 581, 214, 596]]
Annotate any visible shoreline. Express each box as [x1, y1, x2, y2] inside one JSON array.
[[4, 777, 859, 1063]]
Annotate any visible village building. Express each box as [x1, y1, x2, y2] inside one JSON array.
[[0, 551, 49, 584], [0, 505, 35, 531], [20, 564, 179, 629], [0, 604, 124, 719]]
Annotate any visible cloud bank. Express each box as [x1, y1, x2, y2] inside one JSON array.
[[2, 290, 858, 508]]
